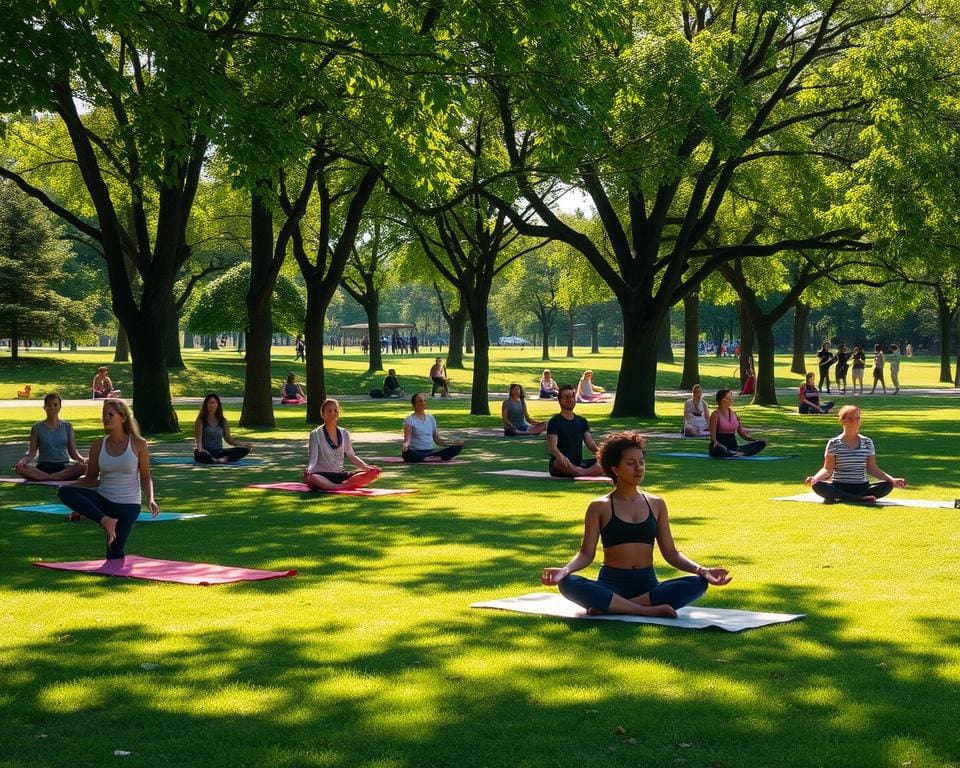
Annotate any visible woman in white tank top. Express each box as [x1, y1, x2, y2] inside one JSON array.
[[58, 399, 159, 559]]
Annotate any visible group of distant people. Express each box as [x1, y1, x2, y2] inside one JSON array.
[[814, 341, 903, 397]]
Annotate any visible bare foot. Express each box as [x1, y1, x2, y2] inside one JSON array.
[[860, 495, 877, 504], [585, 607, 605, 616], [101, 516, 117, 547], [641, 604, 678, 618]]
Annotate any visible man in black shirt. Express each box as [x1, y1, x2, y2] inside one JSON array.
[[546, 385, 604, 477]]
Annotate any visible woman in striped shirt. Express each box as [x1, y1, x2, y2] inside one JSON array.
[[804, 405, 905, 503]]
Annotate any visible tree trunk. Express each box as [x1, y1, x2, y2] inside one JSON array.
[[469, 313, 491, 416], [183, 331, 194, 349], [303, 290, 329, 425], [363, 297, 383, 373], [446, 307, 467, 368], [590, 317, 600, 354], [791, 303, 809, 375], [164, 293, 185, 370], [680, 292, 700, 390], [612, 306, 661, 419], [738, 301, 754, 386], [10, 317, 19, 360], [937, 295, 952, 382], [127, 319, 179, 434], [656, 313, 674, 364], [752, 316, 779, 406], [566, 306, 575, 357], [240, 191, 277, 428], [539, 312, 554, 361], [465, 325, 473, 355], [114, 324, 130, 362]]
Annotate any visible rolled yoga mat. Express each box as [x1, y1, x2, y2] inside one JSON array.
[[34, 555, 296, 585], [472, 592, 805, 633]]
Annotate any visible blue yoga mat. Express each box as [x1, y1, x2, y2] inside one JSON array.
[[657, 452, 796, 461], [11, 503, 206, 522], [151, 456, 262, 466]]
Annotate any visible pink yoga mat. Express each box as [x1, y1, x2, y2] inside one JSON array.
[[34, 555, 296, 585], [247, 482, 418, 496], [371, 456, 469, 465], [0, 476, 70, 486]]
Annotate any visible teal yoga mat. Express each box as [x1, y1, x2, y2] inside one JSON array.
[[11, 503, 206, 522], [657, 452, 796, 461]]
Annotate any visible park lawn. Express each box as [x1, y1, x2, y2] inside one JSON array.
[[1, 353, 959, 767]]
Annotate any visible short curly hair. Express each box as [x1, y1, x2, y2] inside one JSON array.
[[597, 431, 647, 479]]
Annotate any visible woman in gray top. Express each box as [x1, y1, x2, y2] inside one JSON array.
[[501, 384, 547, 436], [14, 392, 87, 481], [194, 393, 253, 464]]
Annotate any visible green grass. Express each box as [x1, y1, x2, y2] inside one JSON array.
[[1, 349, 959, 767]]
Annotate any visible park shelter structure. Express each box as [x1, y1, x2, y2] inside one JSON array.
[[339, 323, 415, 352]]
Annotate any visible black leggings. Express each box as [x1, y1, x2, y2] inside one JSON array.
[[812, 480, 893, 501], [194, 447, 250, 464], [402, 445, 462, 462], [709, 433, 766, 458]]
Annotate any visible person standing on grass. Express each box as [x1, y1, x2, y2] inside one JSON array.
[[888, 343, 902, 394], [401, 393, 463, 462], [429, 358, 450, 397], [304, 399, 381, 490], [14, 392, 87, 482], [540, 431, 731, 617], [804, 405, 905, 504], [851, 345, 866, 395], [816, 342, 836, 393], [58, 399, 158, 559], [194, 393, 252, 464], [871, 343, 887, 394], [546, 385, 605, 477], [835, 344, 851, 395]]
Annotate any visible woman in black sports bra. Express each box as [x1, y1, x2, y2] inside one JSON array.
[[540, 431, 731, 617]]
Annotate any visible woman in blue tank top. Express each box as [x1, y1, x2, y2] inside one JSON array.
[[540, 431, 731, 617], [194, 393, 252, 464], [14, 392, 87, 481], [58, 399, 159, 559], [501, 384, 547, 436]]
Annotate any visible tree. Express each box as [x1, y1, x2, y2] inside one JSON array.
[[0, 181, 89, 356]]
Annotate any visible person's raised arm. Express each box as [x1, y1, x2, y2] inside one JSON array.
[[653, 496, 731, 586], [804, 451, 835, 485], [194, 417, 207, 454], [540, 500, 604, 585], [708, 411, 719, 447], [305, 430, 320, 474], [500, 400, 513, 429], [402, 421, 412, 453], [866, 455, 906, 488], [136, 437, 159, 516], [14, 425, 40, 469]]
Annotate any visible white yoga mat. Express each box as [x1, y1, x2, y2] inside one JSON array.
[[471, 592, 804, 633], [482, 469, 611, 482], [773, 492, 956, 509]]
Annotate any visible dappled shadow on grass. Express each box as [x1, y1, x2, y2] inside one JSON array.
[[2, 581, 959, 767]]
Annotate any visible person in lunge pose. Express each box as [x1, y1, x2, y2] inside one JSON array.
[[540, 431, 731, 617], [804, 405, 905, 504], [58, 399, 159, 559], [304, 399, 381, 490], [194, 393, 252, 464]]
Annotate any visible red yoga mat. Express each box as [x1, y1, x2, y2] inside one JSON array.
[[34, 555, 296, 585], [246, 482, 418, 496]]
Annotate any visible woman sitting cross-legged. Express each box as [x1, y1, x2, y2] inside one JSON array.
[[14, 392, 87, 482], [804, 405, 905, 504], [682, 384, 710, 437], [501, 384, 547, 436], [575, 370, 606, 402], [194, 392, 252, 464], [304, 399, 381, 491], [58, 399, 159, 559], [539, 369, 560, 398], [708, 389, 766, 458], [402, 392, 464, 462], [798, 372, 834, 414], [280, 372, 307, 404], [540, 431, 731, 617]]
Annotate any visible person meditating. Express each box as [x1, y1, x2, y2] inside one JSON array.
[[92, 366, 120, 398], [682, 384, 710, 436], [280, 372, 307, 404], [799, 372, 834, 414], [501, 384, 547, 436], [547, 385, 605, 477], [304, 399, 381, 490], [194, 393, 253, 464], [708, 389, 766, 458], [14, 392, 87, 481], [383, 369, 404, 398], [429, 358, 450, 397], [539, 370, 559, 398], [540, 431, 732, 617], [58, 399, 159, 559], [575, 370, 606, 402], [402, 393, 463, 462], [804, 405, 905, 504]]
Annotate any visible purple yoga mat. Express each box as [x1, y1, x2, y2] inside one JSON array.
[[247, 482, 418, 496], [34, 555, 296, 585]]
